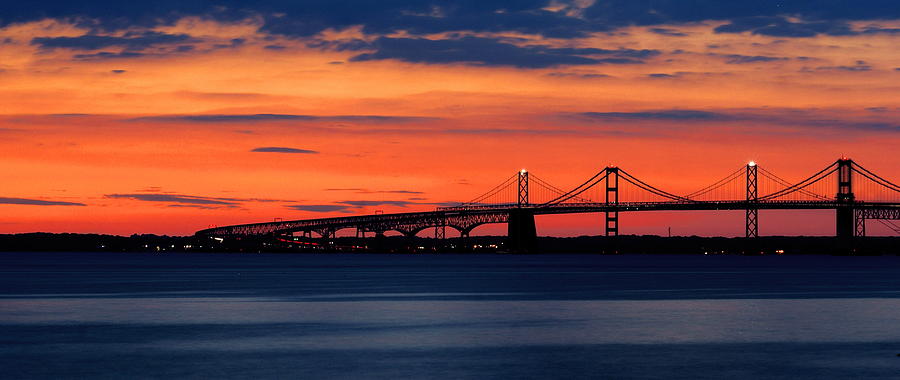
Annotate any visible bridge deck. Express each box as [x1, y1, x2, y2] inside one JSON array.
[[196, 201, 900, 238]]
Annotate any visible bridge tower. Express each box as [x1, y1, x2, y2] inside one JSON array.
[[518, 169, 529, 207], [746, 161, 759, 238], [836, 158, 856, 238], [508, 169, 536, 252], [605, 166, 619, 236]]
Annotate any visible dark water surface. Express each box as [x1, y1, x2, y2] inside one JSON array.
[[1, 252, 899, 379]]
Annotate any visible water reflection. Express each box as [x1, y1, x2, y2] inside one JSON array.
[[2, 253, 900, 378]]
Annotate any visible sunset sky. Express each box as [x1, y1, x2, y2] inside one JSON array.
[[1, 1, 899, 236]]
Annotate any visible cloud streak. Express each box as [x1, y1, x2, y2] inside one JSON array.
[[570, 109, 900, 133], [0, 197, 85, 206], [251, 147, 319, 154], [286, 204, 354, 212], [105, 194, 239, 206], [129, 114, 438, 123], [350, 36, 658, 68], [32, 32, 195, 51]]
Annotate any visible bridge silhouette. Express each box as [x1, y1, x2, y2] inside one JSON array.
[[197, 158, 900, 251]]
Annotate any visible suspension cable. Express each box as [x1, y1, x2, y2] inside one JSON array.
[[618, 169, 694, 202], [758, 167, 831, 200], [759, 162, 838, 200], [531, 174, 591, 203], [683, 166, 745, 199], [852, 164, 900, 192], [541, 171, 609, 205], [463, 173, 518, 205]]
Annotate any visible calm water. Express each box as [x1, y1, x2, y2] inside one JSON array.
[[2, 252, 900, 379]]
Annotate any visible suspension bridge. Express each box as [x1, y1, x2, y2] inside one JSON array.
[[196, 158, 900, 251]]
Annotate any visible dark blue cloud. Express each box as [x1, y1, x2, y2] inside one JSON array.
[[251, 147, 318, 154], [339, 200, 414, 207], [350, 36, 656, 68], [569, 108, 900, 133], [335, 199, 461, 208], [130, 114, 437, 123], [579, 110, 732, 121], [142, 114, 315, 122], [585, 1, 900, 29], [812, 61, 873, 72], [3, 1, 900, 40], [286, 204, 353, 212], [104, 192, 295, 207], [714, 17, 857, 37], [649, 27, 687, 37], [325, 188, 424, 194], [32, 31, 194, 50], [713, 16, 900, 38], [715, 54, 789, 64], [0, 197, 85, 206], [105, 193, 239, 206], [286, 199, 457, 212], [73, 51, 145, 60], [546, 72, 611, 79]]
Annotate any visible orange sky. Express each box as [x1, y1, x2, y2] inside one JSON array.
[[1, 17, 898, 236]]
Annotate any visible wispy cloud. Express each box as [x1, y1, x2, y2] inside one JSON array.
[[105, 193, 239, 206], [0, 197, 85, 206], [577, 110, 732, 121], [349, 36, 658, 68], [712, 53, 789, 64], [568, 108, 900, 133], [650, 27, 687, 37], [128, 114, 439, 123], [286, 204, 354, 212], [251, 147, 318, 154], [283, 198, 459, 213], [324, 188, 423, 194], [338, 200, 414, 207], [32, 32, 195, 51], [806, 60, 873, 72]]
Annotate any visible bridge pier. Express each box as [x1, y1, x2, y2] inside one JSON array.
[[836, 207, 856, 238], [507, 209, 537, 253]]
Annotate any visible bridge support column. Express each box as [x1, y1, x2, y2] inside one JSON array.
[[854, 209, 866, 237], [836, 159, 856, 239], [507, 209, 536, 253], [459, 229, 472, 252], [746, 162, 759, 238], [605, 167, 619, 236]]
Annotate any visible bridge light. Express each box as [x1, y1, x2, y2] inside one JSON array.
[[520, 168, 527, 174], [748, 161, 756, 167]]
